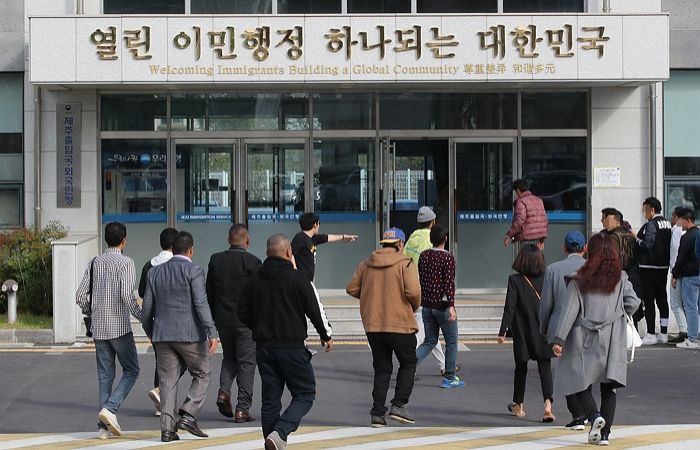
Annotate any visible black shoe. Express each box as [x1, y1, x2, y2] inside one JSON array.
[[565, 416, 586, 431], [668, 332, 688, 344], [371, 415, 387, 428], [389, 405, 415, 424], [216, 390, 233, 418], [176, 414, 208, 438], [161, 430, 180, 442]]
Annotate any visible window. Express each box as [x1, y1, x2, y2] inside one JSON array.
[[0, 73, 23, 154], [521, 92, 587, 129], [348, 0, 410, 13], [191, 0, 271, 13], [103, 0, 185, 14], [418, 0, 497, 13], [101, 95, 167, 131], [278, 0, 341, 13], [313, 93, 374, 130], [665, 71, 700, 173], [0, 185, 21, 227], [503, 0, 583, 12]]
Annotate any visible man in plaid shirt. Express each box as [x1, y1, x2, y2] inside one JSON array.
[[76, 222, 142, 440]]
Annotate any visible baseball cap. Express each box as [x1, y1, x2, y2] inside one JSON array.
[[379, 227, 406, 244], [417, 206, 436, 223], [564, 231, 586, 252]]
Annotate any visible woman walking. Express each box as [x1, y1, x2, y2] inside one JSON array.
[[497, 244, 555, 422], [551, 233, 640, 446]]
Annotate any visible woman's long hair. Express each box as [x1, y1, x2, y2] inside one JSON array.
[[576, 233, 622, 294]]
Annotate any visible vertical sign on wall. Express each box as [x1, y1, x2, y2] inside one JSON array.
[[56, 103, 81, 208]]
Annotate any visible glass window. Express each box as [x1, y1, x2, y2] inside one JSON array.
[[191, 0, 271, 13], [521, 137, 587, 211], [380, 93, 517, 130], [104, 0, 184, 13], [101, 95, 167, 131], [312, 93, 374, 130], [176, 144, 233, 221], [0, 184, 21, 227], [665, 71, 700, 159], [171, 94, 206, 132], [278, 0, 341, 13], [101, 139, 167, 222], [348, 0, 410, 13], [504, 0, 583, 12], [521, 92, 587, 129], [0, 73, 23, 154], [246, 143, 305, 215], [666, 157, 700, 176], [666, 181, 700, 218], [418, 0, 496, 13]]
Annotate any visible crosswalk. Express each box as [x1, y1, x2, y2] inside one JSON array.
[[1, 425, 699, 449]]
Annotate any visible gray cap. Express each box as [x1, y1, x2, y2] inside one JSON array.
[[417, 206, 436, 223]]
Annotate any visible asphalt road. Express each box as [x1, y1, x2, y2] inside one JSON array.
[[0, 343, 697, 434]]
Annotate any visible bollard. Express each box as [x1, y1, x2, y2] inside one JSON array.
[[2, 280, 19, 324]]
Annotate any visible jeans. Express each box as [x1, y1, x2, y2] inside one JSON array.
[[94, 332, 140, 430], [416, 307, 458, 379], [513, 360, 553, 404], [219, 326, 257, 412], [414, 308, 445, 370], [640, 268, 670, 334], [681, 275, 700, 342], [670, 281, 688, 334], [257, 347, 316, 442], [575, 383, 617, 435], [366, 332, 417, 417]]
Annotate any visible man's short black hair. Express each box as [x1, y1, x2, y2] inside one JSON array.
[[672, 205, 685, 217], [430, 225, 448, 247], [643, 196, 662, 214], [172, 231, 194, 255], [299, 212, 320, 231], [601, 207, 623, 223], [159, 227, 178, 250], [677, 207, 695, 222], [512, 179, 529, 193], [104, 222, 127, 247]]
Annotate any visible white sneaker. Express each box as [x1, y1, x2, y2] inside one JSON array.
[[641, 334, 658, 346], [676, 339, 700, 349], [148, 387, 161, 413], [98, 408, 122, 436], [98, 429, 110, 440], [155, 409, 161, 417], [657, 333, 668, 344]]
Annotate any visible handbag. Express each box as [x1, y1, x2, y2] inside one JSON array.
[[83, 258, 96, 337], [626, 312, 642, 362]]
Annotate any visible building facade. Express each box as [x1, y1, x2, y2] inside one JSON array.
[[16, 0, 671, 294]]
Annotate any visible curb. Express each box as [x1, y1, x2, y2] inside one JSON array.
[[0, 329, 54, 344]]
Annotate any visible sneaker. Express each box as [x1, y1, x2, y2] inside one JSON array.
[[657, 333, 668, 344], [507, 403, 526, 418], [265, 430, 287, 450], [371, 415, 387, 428], [565, 416, 586, 431], [588, 415, 606, 444], [668, 332, 688, 344], [676, 339, 700, 349], [389, 405, 415, 424], [641, 333, 658, 346], [148, 387, 161, 414], [441, 376, 465, 389], [98, 428, 110, 440], [599, 432, 610, 446], [98, 408, 122, 437]]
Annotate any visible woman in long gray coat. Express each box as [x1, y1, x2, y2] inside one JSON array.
[[551, 233, 640, 446]]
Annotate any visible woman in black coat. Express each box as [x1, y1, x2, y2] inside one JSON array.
[[497, 244, 555, 422]]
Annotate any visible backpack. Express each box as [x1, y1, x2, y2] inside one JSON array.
[[611, 230, 638, 271]]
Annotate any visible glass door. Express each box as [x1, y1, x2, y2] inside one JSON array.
[[452, 139, 515, 290], [175, 141, 235, 268], [244, 140, 307, 259]]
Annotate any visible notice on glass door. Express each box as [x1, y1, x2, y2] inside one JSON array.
[[594, 167, 621, 188]]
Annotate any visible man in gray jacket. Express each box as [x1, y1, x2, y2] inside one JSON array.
[[539, 230, 587, 430], [142, 231, 220, 443]]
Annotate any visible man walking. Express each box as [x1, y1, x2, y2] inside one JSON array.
[[142, 231, 219, 442], [207, 224, 262, 422], [504, 179, 548, 248], [539, 231, 587, 431], [347, 228, 421, 427], [239, 234, 333, 450], [637, 197, 672, 345], [76, 222, 141, 440], [668, 207, 688, 344], [670, 208, 699, 349]]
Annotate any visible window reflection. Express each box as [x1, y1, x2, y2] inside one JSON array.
[[503, 0, 583, 12], [521, 92, 587, 129], [313, 93, 374, 130], [0, 185, 21, 226], [101, 95, 167, 131], [191, 0, 271, 13], [104, 0, 184, 13], [667, 182, 700, 219], [418, 0, 496, 13], [247, 143, 305, 216], [348, 0, 410, 13], [278, 0, 341, 13]]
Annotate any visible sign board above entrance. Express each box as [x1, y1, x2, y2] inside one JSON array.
[[29, 14, 669, 84]]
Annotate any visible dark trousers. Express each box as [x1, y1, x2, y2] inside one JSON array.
[[566, 391, 586, 419], [513, 360, 553, 404], [575, 383, 617, 435], [257, 347, 316, 442], [219, 326, 256, 412], [640, 268, 670, 334], [366, 332, 417, 417]]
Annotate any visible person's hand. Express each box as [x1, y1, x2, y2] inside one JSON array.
[[322, 339, 334, 352], [209, 337, 219, 353], [496, 335, 505, 344], [448, 306, 457, 322], [671, 278, 677, 289], [503, 236, 511, 247], [343, 234, 358, 242], [552, 343, 562, 357]]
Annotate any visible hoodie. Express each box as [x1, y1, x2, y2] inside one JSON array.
[[238, 256, 332, 348], [138, 250, 173, 298], [346, 247, 421, 334], [404, 228, 432, 265]]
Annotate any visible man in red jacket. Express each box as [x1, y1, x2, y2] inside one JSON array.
[[504, 179, 548, 249]]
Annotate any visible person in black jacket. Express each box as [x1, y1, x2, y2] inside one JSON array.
[[238, 233, 333, 450], [636, 197, 672, 345], [670, 208, 699, 349], [206, 224, 262, 423]]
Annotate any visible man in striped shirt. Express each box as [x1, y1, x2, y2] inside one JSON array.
[[76, 222, 142, 440]]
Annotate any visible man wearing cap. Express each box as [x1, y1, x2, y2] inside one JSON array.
[[539, 230, 587, 431], [403, 206, 446, 376], [346, 227, 421, 427]]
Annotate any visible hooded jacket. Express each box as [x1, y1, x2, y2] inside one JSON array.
[[346, 247, 421, 334], [138, 250, 173, 298], [238, 256, 332, 348]]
